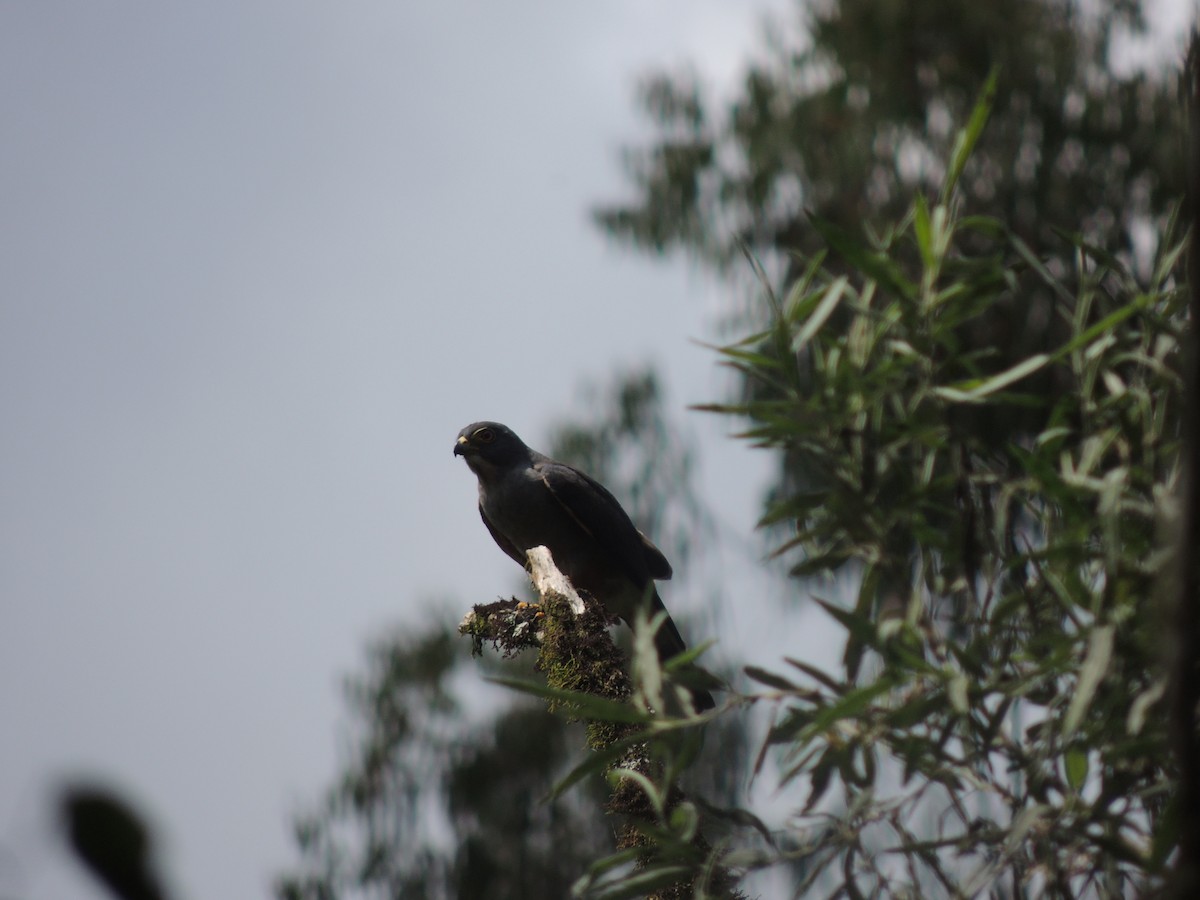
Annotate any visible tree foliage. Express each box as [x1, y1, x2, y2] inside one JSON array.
[[704, 86, 1187, 893], [275, 622, 618, 900], [598, 0, 1186, 535], [596, 0, 1180, 277], [557, 80, 1192, 896]]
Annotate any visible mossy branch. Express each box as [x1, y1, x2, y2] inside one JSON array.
[[457, 547, 742, 900]]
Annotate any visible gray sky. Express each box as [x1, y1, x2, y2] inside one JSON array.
[[1, 3, 798, 898], [2, 2, 1194, 899]]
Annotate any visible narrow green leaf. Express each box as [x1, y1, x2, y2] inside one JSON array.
[[1150, 795, 1181, 867], [957, 214, 1008, 236], [609, 768, 664, 817], [784, 657, 844, 692], [814, 597, 877, 649], [1152, 233, 1187, 287], [799, 749, 837, 809], [1062, 624, 1115, 736], [691, 799, 777, 845], [766, 707, 814, 744], [545, 733, 646, 800], [668, 801, 698, 841], [720, 848, 775, 869], [486, 677, 646, 723], [947, 674, 970, 714], [803, 678, 895, 736], [744, 666, 799, 692], [941, 68, 998, 201], [1035, 426, 1073, 447], [1055, 293, 1150, 358], [662, 638, 714, 670], [932, 353, 1049, 403], [782, 252, 831, 323], [570, 847, 642, 895], [1010, 235, 1076, 303], [846, 564, 881, 680], [715, 345, 783, 370], [809, 216, 917, 299], [1127, 679, 1167, 735], [913, 193, 934, 271], [689, 402, 751, 415], [792, 276, 849, 351], [1048, 226, 1133, 279], [591, 865, 695, 900], [1064, 748, 1089, 791], [962, 804, 1047, 894]]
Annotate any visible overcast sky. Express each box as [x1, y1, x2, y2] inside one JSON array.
[[2, 3, 1194, 899]]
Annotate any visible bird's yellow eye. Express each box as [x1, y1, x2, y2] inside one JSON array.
[[475, 427, 496, 443]]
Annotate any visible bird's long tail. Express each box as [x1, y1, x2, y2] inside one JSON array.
[[650, 591, 715, 712]]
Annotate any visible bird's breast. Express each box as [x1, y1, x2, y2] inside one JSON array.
[[481, 468, 618, 594], [482, 468, 568, 549]]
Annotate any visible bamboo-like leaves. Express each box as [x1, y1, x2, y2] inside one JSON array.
[[701, 69, 1184, 898]]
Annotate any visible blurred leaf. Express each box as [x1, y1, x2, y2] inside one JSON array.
[[942, 68, 998, 201], [60, 785, 169, 900], [1064, 748, 1089, 792], [488, 677, 648, 723], [587, 864, 696, 900], [933, 353, 1049, 403], [792, 276, 850, 351], [1062, 625, 1115, 737], [810, 217, 917, 300], [947, 674, 970, 715], [744, 666, 799, 692], [1127, 679, 1167, 735]]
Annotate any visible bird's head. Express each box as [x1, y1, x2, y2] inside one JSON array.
[[453, 421, 532, 475]]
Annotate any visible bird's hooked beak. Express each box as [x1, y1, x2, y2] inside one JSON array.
[[453, 435, 470, 457]]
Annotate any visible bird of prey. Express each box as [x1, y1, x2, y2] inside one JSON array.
[[454, 421, 714, 711]]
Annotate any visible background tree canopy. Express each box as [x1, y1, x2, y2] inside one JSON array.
[[595, 0, 1180, 276], [274, 2, 1197, 898], [595, 0, 1187, 563]]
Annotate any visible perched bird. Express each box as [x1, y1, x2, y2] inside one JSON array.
[[454, 421, 714, 711]]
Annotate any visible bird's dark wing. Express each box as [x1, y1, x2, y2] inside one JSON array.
[[479, 504, 527, 567], [637, 531, 672, 580], [534, 459, 672, 584]]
